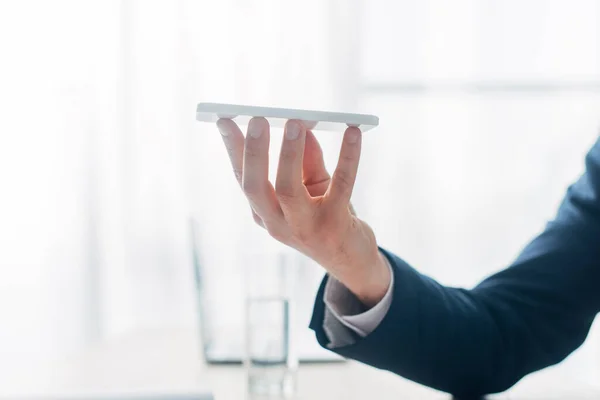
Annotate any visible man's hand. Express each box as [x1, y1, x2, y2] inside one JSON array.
[[217, 117, 390, 307]]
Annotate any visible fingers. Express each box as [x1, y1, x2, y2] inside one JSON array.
[[242, 117, 284, 225], [218, 118, 361, 256], [217, 118, 266, 226], [303, 130, 331, 196], [217, 118, 245, 186], [327, 127, 362, 205], [275, 120, 311, 208], [218, 118, 358, 244]]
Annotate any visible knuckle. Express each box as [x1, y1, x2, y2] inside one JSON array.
[[333, 170, 354, 190], [279, 148, 298, 163], [242, 180, 260, 196], [244, 145, 261, 159], [340, 151, 355, 163], [232, 168, 243, 183], [252, 212, 264, 227], [275, 183, 297, 201]]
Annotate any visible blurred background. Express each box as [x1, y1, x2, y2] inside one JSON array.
[[0, 0, 599, 389]]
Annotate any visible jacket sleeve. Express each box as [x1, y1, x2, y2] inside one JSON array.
[[310, 139, 600, 397]]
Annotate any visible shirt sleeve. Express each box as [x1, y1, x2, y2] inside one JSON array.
[[323, 254, 394, 346]]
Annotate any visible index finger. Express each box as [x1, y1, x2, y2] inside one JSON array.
[[217, 118, 265, 227], [216, 118, 245, 186]]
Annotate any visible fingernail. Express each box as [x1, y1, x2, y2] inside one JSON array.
[[248, 118, 263, 139], [346, 129, 360, 144], [216, 121, 230, 137], [285, 121, 301, 140]]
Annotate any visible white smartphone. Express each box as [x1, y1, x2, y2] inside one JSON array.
[[196, 103, 379, 132]]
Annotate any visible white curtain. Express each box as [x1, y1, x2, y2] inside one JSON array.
[[0, 0, 599, 384]]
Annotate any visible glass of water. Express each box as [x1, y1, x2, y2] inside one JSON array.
[[244, 251, 298, 398]]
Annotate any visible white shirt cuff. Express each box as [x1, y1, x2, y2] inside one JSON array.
[[323, 254, 394, 337]]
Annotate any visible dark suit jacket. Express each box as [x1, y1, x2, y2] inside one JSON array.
[[310, 138, 600, 397]]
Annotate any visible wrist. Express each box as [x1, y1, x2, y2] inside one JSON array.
[[341, 250, 391, 309]]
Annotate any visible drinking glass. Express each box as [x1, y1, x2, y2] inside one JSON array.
[[244, 252, 298, 398]]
